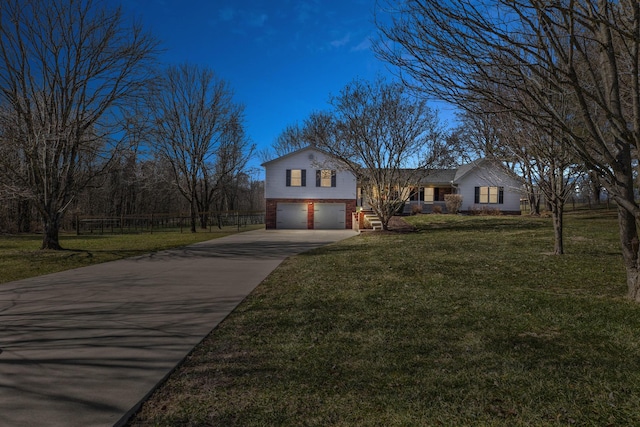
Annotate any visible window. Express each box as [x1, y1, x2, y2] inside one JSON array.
[[409, 187, 424, 202], [424, 187, 434, 203], [316, 169, 336, 187], [286, 169, 306, 187], [474, 186, 504, 204], [424, 188, 441, 203]]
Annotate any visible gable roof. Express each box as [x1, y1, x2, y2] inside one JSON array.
[[261, 145, 332, 167], [454, 158, 524, 184], [453, 158, 485, 182], [403, 158, 522, 186]]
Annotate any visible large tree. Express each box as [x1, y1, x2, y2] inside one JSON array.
[[201, 114, 254, 228], [0, 0, 158, 249], [147, 63, 251, 233], [303, 78, 446, 230], [458, 93, 584, 255], [377, 0, 640, 300], [501, 112, 584, 255]]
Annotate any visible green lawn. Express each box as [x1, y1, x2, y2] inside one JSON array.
[[0, 225, 264, 284], [127, 210, 640, 426]]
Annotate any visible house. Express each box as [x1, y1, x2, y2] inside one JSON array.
[[262, 146, 357, 229], [400, 159, 523, 214], [263, 148, 522, 230]]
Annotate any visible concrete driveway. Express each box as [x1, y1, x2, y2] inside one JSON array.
[[0, 229, 357, 427]]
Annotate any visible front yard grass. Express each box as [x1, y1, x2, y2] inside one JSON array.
[[127, 210, 640, 426], [0, 225, 263, 284]]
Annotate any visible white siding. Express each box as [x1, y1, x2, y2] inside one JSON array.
[[456, 163, 522, 212], [264, 148, 356, 200]]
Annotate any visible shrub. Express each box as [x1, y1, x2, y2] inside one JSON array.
[[411, 204, 423, 215], [432, 205, 443, 214], [445, 194, 463, 214]]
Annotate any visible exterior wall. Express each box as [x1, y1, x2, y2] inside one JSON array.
[[263, 147, 358, 229], [456, 163, 523, 214], [264, 148, 357, 200], [265, 198, 357, 229]]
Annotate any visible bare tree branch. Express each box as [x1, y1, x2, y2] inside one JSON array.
[[376, 0, 640, 299], [146, 63, 253, 232], [0, 0, 158, 249]]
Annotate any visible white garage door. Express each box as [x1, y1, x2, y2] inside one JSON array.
[[314, 203, 346, 229], [276, 203, 308, 229]]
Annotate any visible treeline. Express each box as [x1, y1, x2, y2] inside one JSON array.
[[0, 154, 264, 234], [0, 0, 262, 247]]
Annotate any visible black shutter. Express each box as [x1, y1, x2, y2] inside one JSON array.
[[286, 169, 291, 187], [474, 187, 480, 203], [434, 188, 440, 201], [301, 169, 306, 187], [331, 170, 336, 187], [499, 187, 504, 204], [316, 170, 321, 187]]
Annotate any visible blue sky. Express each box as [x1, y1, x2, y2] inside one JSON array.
[[118, 1, 450, 176], [118, 0, 392, 174]]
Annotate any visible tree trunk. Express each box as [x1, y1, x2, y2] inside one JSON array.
[[17, 199, 31, 232], [41, 213, 63, 250], [189, 200, 197, 233], [617, 205, 640, 301], [627, 266, 640, 302], [528, 191, 541, 216], [550, 199, 564, 255], [199, 212, 208, 229]]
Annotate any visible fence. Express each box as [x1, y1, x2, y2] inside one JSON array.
[[75, 211, 265, 235]]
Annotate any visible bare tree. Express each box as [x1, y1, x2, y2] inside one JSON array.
[[0, 0, 158, 249], [147, 63, 251, 232], [258, 122, 311, 164], [461, 88, 584, 254], [502, 112, 584, 254], [303, 77, 445, 230], [201, 113, 255, 228], [376, 0, 640, 300]]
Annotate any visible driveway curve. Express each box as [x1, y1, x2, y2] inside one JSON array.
[[0, 229, 357, 427]]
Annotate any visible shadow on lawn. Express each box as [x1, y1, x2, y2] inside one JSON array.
[[411, 216, 548, 233]]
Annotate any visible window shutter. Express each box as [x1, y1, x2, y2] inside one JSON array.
[[316, 170, 321, 187], [499, 187, 504, 204], [331, 170, 336, 187], [474, 187, 480, 204], [301, 169, 306, 187], [434, 187, 440, 201], [286, 169, 291, 187]]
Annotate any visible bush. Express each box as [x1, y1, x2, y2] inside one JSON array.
[[445, 194, 463, 214], [411, 204, 423, 215], [432, 205, 443, 214]]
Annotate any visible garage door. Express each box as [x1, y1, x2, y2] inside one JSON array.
[[276, 203, 308, 229], [314, 203, 346, 229]]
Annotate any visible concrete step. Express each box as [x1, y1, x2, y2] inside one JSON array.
[[362, 212, 383, 231]]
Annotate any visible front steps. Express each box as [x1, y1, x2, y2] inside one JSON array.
[[362, 210, 383, 231]]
